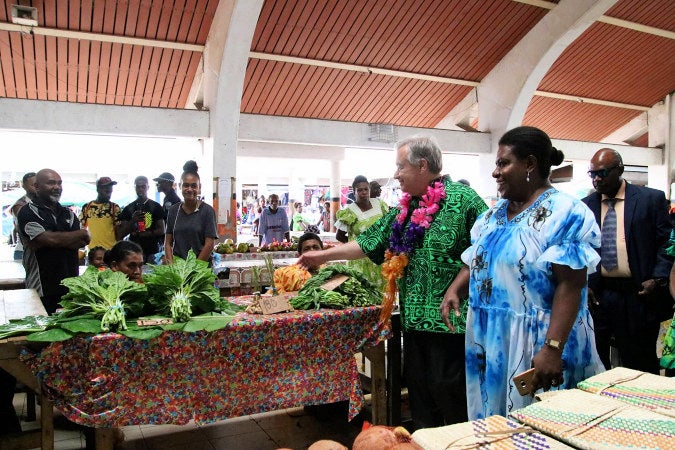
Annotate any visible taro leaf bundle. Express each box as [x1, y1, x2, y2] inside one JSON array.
[[60, 266, 148, 332], [290, 264, 382, 310], [143, 250, 221, 322]]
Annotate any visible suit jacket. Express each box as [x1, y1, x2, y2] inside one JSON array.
[[582, 182, 673, 318]]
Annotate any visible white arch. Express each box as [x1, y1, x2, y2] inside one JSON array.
[[472, 0, 619, 195]]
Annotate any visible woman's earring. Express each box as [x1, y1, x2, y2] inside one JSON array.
[[526, 170, 531, 183]]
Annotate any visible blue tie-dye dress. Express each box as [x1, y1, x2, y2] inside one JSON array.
[[461, 188, 605, 419]]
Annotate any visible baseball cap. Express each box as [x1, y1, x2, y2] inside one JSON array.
[[96, 177, 117, 187], [153, 172, 175, 183]]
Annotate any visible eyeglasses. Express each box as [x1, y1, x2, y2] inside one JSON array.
[[587, 165, 620, 178]]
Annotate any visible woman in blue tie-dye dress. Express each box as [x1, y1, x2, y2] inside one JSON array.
[[441, 127, 605, 419]]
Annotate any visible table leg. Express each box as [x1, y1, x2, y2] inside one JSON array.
[[363, 341, 386, 425], [40, 389, 54, 450], [95, 428, 114, 450], [386, 314, 401, 426]]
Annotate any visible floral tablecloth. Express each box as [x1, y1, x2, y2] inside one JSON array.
[[22, 304, 388, 427]]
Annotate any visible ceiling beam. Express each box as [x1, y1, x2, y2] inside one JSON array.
[[552, 138, 661, 166], [513, 0, 675, 40], [0, 98, 209, 138], [0, 22, 205, 52], [238, 114, 492, 154], [535, 91, 650, 111], [249, 52, 480, 87]]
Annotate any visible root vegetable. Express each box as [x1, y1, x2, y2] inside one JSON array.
[[307, 440, 348, 450], [353, 425, 398, 450], [353, 423, 418, 450]]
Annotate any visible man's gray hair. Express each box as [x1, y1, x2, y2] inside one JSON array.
[[396, 136, 443, 174]]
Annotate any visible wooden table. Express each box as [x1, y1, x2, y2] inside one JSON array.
[[22, 301, 389, 449], [0, 289, 53, 450], [0, 260, 26, 289]]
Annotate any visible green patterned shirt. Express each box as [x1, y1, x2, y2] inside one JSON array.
[[357, 177, 487, 333]]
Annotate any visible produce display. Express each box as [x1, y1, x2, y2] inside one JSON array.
[[215, 238, 253, 254], [144, 250, 222, 322], [273, 265, 312, 293], [0, 250, 245, 342], [215, 237, 337, 254], [60, 266, 147, 331], [258, 239, 298, 252], [290, 264, 382, 310]]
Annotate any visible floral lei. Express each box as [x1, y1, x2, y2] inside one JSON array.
[[379, 178, 446, 323]]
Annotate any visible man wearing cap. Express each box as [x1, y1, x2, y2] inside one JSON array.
[[117, 176, 165, 264], [79, 177, 122, 250], [154, 172, 181, 219]]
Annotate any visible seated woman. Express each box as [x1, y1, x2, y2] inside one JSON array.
[[103, 241, 144, 283]]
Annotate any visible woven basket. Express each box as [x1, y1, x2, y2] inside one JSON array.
[[511, 389, 675, 449], [411, 415, 573, 449], [576, 367, 675, 416]]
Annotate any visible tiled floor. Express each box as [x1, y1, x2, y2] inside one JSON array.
[[14, 392, 369, 449]]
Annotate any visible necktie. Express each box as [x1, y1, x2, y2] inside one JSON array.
[[601, 198, 617, 271]]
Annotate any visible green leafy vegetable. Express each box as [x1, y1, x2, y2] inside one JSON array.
[[0, 315, 52, 340], [27, 328, 74, 342], [143, 250, 221, 322], [291, 264, 382, 310], [60, 267, 148, 332]]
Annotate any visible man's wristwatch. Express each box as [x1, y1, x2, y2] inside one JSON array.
[[544, 338, 564, 351]]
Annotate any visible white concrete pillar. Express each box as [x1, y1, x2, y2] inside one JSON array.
[[330, 160, 341, 230], [201, 0, 264, 240], [664, 94, 674, 199], [476, 0, 618, 197]]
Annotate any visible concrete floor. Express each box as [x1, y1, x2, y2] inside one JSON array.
[[14, 392, 369, 450]]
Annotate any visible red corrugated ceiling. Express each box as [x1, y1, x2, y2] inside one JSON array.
[[0, 0, 216, 107]]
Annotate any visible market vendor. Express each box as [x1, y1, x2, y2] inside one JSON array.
[[297, 232, 324, 273], [104, 241, 144, 283], [298, 136, 487, 430]]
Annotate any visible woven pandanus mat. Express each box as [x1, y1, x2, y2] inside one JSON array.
[[411, 414, 573, 449], [511, 389, 675, 449], [576, 367, 675, 417]]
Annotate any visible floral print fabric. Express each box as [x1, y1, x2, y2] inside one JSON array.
[[22, 305, 387, 426]]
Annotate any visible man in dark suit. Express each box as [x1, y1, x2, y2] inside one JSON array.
[[582, 148, 673, 374]]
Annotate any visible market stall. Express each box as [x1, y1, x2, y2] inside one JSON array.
[[21, 299, 388, 427], [2, 254, 390, 449]]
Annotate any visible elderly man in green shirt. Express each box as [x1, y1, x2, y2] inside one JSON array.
[[298, 136, 487, 430]]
